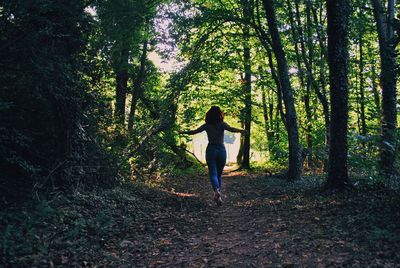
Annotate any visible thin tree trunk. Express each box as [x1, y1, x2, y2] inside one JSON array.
[[275, 105, 281, 142], [310, 1, 331, 148], [305, 1, 315, 167], [237, 120, 245, 165], [114, 46, 129, 125], [358, 31, 367, 138], [266, 45, 287, 129], [371, 0, 398, 177], [305, 78, 313, 168], [262, 87, 271, 148], [287, 0, 313, 168], [253, 1, 287, 129], [262, 0, 302, 180], [268, 96, 274, 131], [237, 72, 245, 166], [241, 16, 252, 169], [370, 59, 381, 118], [128, 38, 148, 132], [292, 0, 330, 169], [301, 0, 331, 147], [325, 0, 351, 189]]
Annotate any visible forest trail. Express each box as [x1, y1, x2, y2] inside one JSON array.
[[2, 170, 399, 267], [134, 171, 399, 267]]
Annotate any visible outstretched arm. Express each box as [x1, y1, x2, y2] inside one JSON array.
[[223, 122, 248, 134], [179, 124, 206, 135]]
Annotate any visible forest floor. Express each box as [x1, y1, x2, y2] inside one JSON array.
[[1, 169, 400, 267]]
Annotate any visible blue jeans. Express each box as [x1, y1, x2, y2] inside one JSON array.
[[206, 144, 227, 192]]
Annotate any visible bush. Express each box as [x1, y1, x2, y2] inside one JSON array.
[[0, 0, 118, 200]]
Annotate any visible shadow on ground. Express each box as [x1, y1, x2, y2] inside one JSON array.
[[1, 171, 399, 267]]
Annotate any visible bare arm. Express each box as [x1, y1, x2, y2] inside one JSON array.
[[179, 124, 206, 135], [223, 122, 247, 134]]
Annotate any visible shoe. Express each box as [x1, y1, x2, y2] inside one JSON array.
[[213, 191, 219, 202], [217, 196, 222, 206], [214, 190, 222, 206]]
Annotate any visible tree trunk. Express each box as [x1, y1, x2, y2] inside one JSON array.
[[302, 0, 331, 151], [325, 0, 351, 190], [287, 0, 313, 168], [310, 1, 331, 148], [114, 47, 129, 125], [262, 0, 302, 180], [128, 38, 148, 132], [370, 59, 381, 118], [305, 78, 313, 168], [237, 120, 245, 165], [252, 3, 287, 129], [371, 0, 398, 177], [265, 45, 287, 129], [262, 86, 276, 154], [358, 31, 367, 139], [241, 1, 252, 169], [262, 88, 269, 138]]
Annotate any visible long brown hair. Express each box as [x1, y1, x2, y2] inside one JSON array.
[[205, 106, 224, 124]]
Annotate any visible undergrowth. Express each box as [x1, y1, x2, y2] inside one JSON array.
[[0, 180, 207, 267]]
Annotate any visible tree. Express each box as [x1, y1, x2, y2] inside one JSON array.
[[240, 0, 252, 169], [97, 0, 153, 125], [0, 0, 108, 197], [262, 0, 302, 180], [325, 0, 351, 189], [128, 36, 149, 132], [370, 0, 398, 177]]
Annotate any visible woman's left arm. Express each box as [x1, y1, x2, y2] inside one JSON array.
[[223, 122, 249, 135], [179, 124, 206, 135]]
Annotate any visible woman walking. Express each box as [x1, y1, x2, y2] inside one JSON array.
[[179, 106, 247, 205]]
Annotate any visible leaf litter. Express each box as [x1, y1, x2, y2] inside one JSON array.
[[1, 172, 400, 267]]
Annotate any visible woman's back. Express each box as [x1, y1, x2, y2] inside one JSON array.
[[204, 122, 225, 144]]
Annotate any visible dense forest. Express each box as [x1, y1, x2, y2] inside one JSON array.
[[1, 0, 400, 266]]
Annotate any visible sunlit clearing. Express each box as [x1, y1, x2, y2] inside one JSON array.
[[183, 131, 265, 164]]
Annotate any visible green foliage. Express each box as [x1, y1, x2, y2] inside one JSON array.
[[0, 0, 119, 200], [1, 0, 398, 198], [168, 156, 206, 177]]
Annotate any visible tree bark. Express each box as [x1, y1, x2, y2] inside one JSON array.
[[128, 38, 148, 132], [358, 30, 367, 139], [300, 0, 331, 154], [242, 46, 252, 169], [262, 0, 302, 180], [325, 0, 351, 189], [240, 0, 252, 169], [262, 87, 270, 140], [370, 59, 381, 118], [371, 0, 398, 177], [237, 120, 245, 165], [114, 47, 129, 125], [262, 85, 276, 155], [310, 1, 331, 148], [305, 78, 313, 168], [287, 0, 314, 168], [266, 45, 287, 129]]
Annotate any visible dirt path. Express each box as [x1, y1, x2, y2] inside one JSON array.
[[3, 170, 399, 267], [135, 172, 400, 267]]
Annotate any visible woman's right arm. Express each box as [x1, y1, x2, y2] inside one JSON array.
[[179, 124, 206, 135]]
